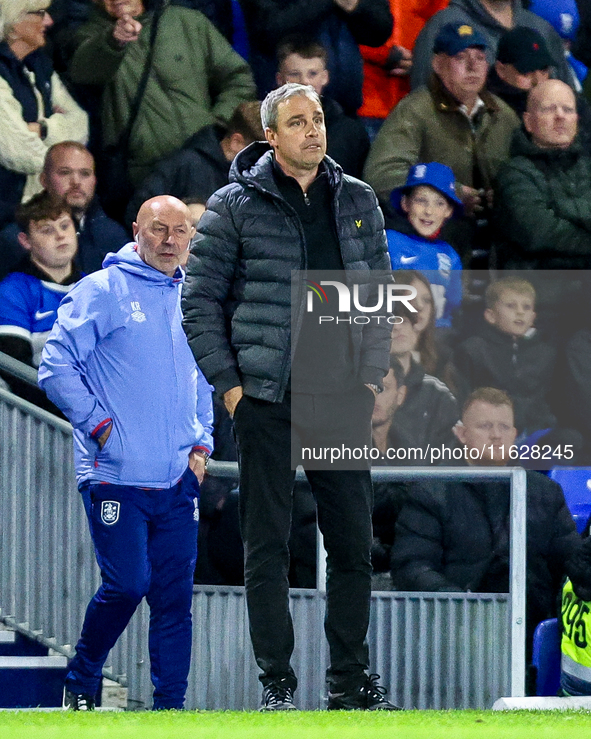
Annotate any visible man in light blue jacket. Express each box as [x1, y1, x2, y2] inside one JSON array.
[[38, 195, 214, 711]]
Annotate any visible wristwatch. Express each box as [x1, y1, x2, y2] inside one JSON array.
[[192, 449, 210, 468]]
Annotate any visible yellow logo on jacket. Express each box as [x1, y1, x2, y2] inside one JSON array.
[[355, 219, 362, 228], [458, 25, 474, 36]]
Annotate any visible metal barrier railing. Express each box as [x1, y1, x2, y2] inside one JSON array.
[[0, 382, 523, 707]]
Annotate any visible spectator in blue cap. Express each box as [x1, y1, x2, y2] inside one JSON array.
[[409, 0, 572, 91], [364, 21, 519, 264], [386, 162, 463, 329]]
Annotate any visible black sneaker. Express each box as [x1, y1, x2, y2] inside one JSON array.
[[63, 687, 96, 711], [259, 678, 297, 711], [327, 674, 401, 711]]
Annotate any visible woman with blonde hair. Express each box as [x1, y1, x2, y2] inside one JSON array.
[[0, 0, 88, 229]]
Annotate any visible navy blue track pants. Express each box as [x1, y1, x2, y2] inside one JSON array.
[[66, 467, 200, 709]]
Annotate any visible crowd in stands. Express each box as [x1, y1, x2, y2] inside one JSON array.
[[2, 0, 591, 683]]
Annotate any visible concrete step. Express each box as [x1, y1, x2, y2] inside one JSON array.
[[0, 631, 48, 657], [0, 655, 68, 708]]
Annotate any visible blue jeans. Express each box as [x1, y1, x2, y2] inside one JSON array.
[[66, 468, 200, 709]]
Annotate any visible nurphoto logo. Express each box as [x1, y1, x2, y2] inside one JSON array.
[[306, 279, 417, 325]]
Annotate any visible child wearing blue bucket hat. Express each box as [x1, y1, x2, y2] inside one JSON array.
[[386, 161, 463, 329]]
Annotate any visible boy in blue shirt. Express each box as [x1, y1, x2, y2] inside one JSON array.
[[386, 162, 463, 329]]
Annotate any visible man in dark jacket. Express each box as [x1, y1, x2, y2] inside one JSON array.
[[391, 387, 582, 656], [494, 78, 591, 270], [487, 26, 591, 153], [0, 142, 128, 280], [182, 83, 398, 711], [125, 101, 264, 230], [239, 0, 393, 114]]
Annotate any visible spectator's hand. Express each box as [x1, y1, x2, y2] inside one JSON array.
[[224, 385, 244, 418], [333, 0, 360, 11], [113, 13, 142, 46], [97, 425, 112, 450], [386, 46, 412, 76], [27, 122, 42, 136], [188, 450, 207, 484], [459, 185, 485, 216]]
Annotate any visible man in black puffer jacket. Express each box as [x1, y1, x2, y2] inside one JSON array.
[[182, 83, 397, 711]]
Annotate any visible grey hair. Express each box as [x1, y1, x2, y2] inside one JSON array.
[[0, 0, 50, 41], [260, 83, 322, 131]]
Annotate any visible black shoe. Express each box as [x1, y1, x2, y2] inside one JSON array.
[[259, 678, 297, 711], [327, 674, 402, 711], [63, 687, 96, 711]]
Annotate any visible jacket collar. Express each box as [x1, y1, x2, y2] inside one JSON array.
[[230, 141, 343, 200], [428, 73, 501, 116], [12, 254, 82, 285], [509, 124, 582, 163]]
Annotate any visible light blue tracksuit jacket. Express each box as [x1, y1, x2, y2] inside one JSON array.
[[38, 243, 213, 487]]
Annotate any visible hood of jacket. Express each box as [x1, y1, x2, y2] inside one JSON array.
[[449, 0, 524, 33], [102, 242, 183, 284]]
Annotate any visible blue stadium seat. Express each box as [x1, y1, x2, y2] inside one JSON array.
[[532, 617, 560, 696], [550, 468, 591, 532]]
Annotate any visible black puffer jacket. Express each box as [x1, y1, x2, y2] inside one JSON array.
[[182, 142, 391, 401], [391, 470, 581, 636], [494, 127, 591, 270]]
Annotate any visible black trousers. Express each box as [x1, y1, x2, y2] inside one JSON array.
[[233, 387, 375, 691]]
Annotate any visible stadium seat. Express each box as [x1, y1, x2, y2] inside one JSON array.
[[532, 618, 560, 696], [549, 468, 591, 531]]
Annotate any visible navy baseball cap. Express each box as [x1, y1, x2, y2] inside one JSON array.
[[390, 162, 464, 217], [433, 22, 488, 56], [496, 27, 554, 73]]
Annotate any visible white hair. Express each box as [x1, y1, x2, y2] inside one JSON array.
[[0, 0, 50, 42]]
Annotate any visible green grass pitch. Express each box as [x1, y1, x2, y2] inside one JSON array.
[[1, 710, 590, 739]]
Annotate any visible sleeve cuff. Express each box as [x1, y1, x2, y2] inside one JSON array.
[[212, 367, 242, 397], [192, 445, 212, 456], [360, 366, 386, 388]]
